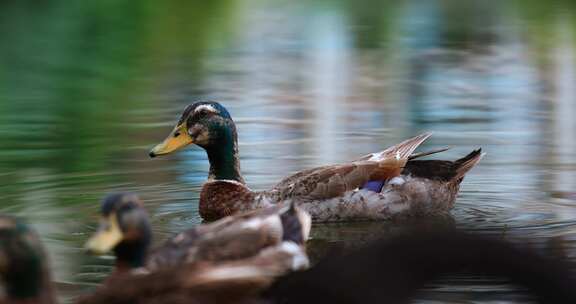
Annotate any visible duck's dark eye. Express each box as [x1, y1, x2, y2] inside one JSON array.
[[174, 131, 181, 137]]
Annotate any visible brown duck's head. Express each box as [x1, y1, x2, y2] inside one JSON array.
[[149, 101, 237, 158], [0, 216, 55, 304], [85, 193, 151, 269]]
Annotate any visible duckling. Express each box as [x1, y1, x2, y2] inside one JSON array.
[[84, 193, 311, 276], [149, 101, 483, 222]]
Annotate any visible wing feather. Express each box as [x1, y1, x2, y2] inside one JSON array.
[[270, 133, 432, 201]]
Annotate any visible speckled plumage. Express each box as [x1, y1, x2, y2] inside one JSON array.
[[150, 101, 484, 222]]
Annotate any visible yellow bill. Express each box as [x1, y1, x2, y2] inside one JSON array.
[[149, 124, 193, 157], [85, 214, 123, 255]]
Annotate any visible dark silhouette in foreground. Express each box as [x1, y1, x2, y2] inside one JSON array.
[[81, 232, 576, 304], [265, 232, 576, 304]]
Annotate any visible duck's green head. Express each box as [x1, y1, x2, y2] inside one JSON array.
[[0, 216, 54, 304], [85, 193, 151, 268], [149, 101, 236, 158]]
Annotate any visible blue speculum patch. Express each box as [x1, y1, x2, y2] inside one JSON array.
[[362, 180, 385, 193]]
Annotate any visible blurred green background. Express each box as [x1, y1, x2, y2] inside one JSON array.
[[1, 0, 575, 302]]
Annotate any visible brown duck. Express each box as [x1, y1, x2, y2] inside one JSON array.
[[84, 193, 311, 276], [149, 101, 484, 222]]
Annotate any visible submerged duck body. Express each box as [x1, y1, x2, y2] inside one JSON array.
[[150, 101, 483, 222]]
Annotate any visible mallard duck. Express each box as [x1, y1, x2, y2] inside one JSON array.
[[149, 101, 484, 222], [84, 193, 311, 276]]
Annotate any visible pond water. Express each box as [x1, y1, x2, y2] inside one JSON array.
[[1, 0, 575, 302]]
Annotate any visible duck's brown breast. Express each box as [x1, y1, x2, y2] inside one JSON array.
[[199, 180, 256, 221]]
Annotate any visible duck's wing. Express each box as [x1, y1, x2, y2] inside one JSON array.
[[271, 133, 431, 201], [145, 227, 202, 271], [188, 210, 285, 263], [147, 204, 311, 270], [185, 240, 309, 289], [352, 132, 433, 162]]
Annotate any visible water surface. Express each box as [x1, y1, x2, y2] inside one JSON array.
[[0, 0, 575, 302]]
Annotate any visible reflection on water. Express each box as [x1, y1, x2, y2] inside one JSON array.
[[0, 0, 575, 302]]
